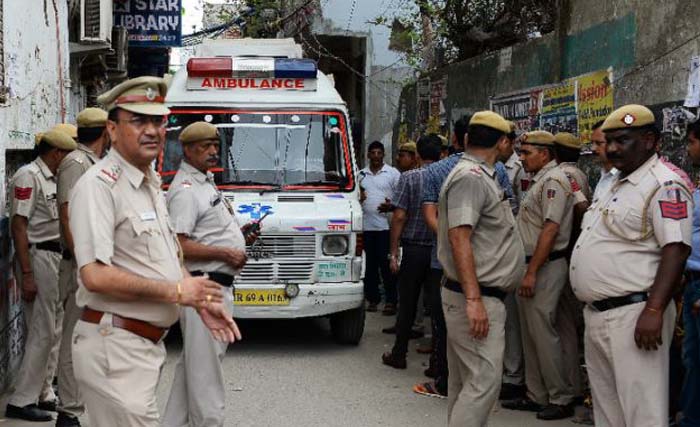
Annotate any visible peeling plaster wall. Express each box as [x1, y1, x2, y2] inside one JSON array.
[[0, 0, 71, 218]]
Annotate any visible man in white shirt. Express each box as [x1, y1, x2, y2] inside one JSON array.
[[359, 141, 401, 313], [591, 120, 619, 201]]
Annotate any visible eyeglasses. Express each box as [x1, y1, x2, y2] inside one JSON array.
[[117, 115, 167, 129]]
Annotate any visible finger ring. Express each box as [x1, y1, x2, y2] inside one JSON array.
[[207, 294, 212, 304]]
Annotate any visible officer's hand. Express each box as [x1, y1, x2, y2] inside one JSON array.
[[240, 223, 260, 245], [359, 190, 367, 203], [389, 257, 400, 274], [219, 248, 247, 270], [377, 198, 393, 213], [466, 299, 489, 339], [21, 272, 38, 302], [518, 272, 537, 298], [634, 307, 664, 351], [197, 303, 242, 343], [180, 276, 224, 308], [692, 299, 700, 317]]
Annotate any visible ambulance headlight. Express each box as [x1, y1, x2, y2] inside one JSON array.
[[322, 235, 348, 256]]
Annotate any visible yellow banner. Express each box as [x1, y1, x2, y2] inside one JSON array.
[[576, 69, 614, 143]]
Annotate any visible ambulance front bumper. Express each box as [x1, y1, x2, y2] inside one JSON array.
[[230, 282, 364, 319]]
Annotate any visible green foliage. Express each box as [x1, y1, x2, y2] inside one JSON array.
[[378, 0, 558, 69]]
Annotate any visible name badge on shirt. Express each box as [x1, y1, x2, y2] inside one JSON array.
[[140, 211, 157, 222]]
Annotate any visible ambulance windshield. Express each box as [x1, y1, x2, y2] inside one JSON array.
[[161, 111, 352, 190]]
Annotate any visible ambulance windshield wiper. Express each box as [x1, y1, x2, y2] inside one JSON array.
[[293, 180, 342, 186], [259, 184, 283, 195]]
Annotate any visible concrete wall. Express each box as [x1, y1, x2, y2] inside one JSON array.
[[0, 0, 76, 393], [396, 0, 700, 178]]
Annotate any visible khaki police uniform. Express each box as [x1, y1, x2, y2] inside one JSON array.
[[552, 132, 591, 398], [162, 123, 246, 427], [516, 131, 575, 406], [8, 131, 76, 409], [570, 105, 693, 427], [503, 150, 527, 388], [70, 77, 179, 427], [437, 112, 526, 427], [56, 107, 106, 419]]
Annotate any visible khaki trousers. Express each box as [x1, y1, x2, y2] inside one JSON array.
[[56, 258, 84, 417], [503, 292, 524, 386], [162, 286, 234, 427], [73, 317, 166, 427], [9, 247, 62, 406], [557, 282, 583, 396], [517, 258, 573, 406], [443, 288, 505, 427], [584, 302, 674, 427]]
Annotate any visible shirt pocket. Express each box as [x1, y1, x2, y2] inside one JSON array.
[[129, 216, 168, 261], [604, 206, 650, 241]]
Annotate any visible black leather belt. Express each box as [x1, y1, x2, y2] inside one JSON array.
[[687, 270, 700, 282], [589, 292, 648, 312], [33, 241, 62, 254], [190, 270, 235, 288], [444, 279, 507, 301], [525, 249, 567, 264], [62, 249, 73, 261]]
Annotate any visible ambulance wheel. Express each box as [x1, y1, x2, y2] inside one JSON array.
[[330, 306, 365, 345]]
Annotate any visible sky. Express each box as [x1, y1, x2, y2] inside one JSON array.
[[179, 0, 409, 66]]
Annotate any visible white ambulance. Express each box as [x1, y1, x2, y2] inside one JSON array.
[[162, 39, 365, 344]]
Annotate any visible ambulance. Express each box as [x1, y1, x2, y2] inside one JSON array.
[[162, 39, 365, 344]]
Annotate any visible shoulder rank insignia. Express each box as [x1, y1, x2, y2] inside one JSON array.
[[546, 189, 557, 199], [468, 166, 482, 176], [97, 163, 121, 186], [73, 157, 84, 165], [181, 180, 192, 188]]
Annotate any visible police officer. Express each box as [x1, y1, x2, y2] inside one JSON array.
[[570, 105, 692, 427], [552, 131, 590, 401], [68, 77, 240, 427], [5, 130, 77, 422], [55, 107, 110, 427], [502, 130, 576, 420], [437, 111, 526, 427], [162, 122, 255, 426]]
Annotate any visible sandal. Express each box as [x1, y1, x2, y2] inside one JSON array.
[[412, 382, 447, 399]]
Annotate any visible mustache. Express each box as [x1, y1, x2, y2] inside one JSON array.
[[207, 156, 220, 162]]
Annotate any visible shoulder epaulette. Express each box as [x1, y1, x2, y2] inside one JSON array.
[[96, 162, 122, 186]]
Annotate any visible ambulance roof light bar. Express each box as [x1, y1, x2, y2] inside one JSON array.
[[187, 57, 317, 79]]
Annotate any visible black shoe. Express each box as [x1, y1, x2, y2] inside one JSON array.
[[382, 325, 396, 334], [408, 328, 424, 339], [381, 351, 407, 369], [38, 400, 58, 412], [423, 366, 437, 378], [501, 397, 544, 412], [56, 412, 81, 427], [536, 403, 574, 420], [499, 383, 526, 400], [5, 404, 53, 422]]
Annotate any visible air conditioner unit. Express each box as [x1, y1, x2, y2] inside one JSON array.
[[80, 0, 112, 43]]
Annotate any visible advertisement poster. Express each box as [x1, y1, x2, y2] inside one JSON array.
[[114, 0, 183, 48], [490, 89, 543, 132], [576, 69, 614, 142], [540, 80, 577, 134]]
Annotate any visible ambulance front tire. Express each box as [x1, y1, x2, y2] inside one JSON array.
[[330, 306, 365, 345]]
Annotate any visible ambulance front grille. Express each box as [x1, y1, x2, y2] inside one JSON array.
[[235, 261, 315, 284], [247, 233, 316, 258]]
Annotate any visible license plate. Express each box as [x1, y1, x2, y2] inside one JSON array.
[[234, 289, 290, 306]]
